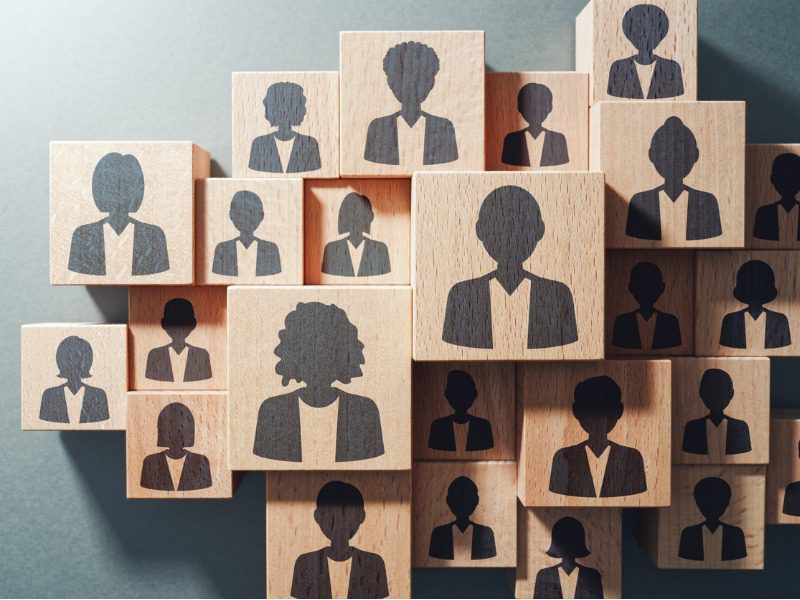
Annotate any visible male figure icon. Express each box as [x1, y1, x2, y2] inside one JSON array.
[[427, 369, 494, 452], [428, 476, 497, 561]]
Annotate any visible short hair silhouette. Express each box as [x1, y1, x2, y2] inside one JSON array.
[[649, 116, 699, 181], [770, 153, 800, 197], [92, 152, 145, 214], [546, 516, 590, 559], [699, 369, 734, 412], [445, 370, 478, 412], [733, 260, 778, 305], [476, 185, 545, 263], [313, 480, 367, 542], [517, 83, 553, 127], [446, 476, 480, 519], [264, 81, 307, 129], [156, 402, 195, 448], [338, 192, 374, 235], [622, 4, 670, 52], [55, 335, 93, 379], [572, 375, 624, 435], [161, 297, 197, 336], [229, 190, 264, 234], [693, 477, 732, 520], [383, 41, 440, 105], [629, 261, 666, 305]]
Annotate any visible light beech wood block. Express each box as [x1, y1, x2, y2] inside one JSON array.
[[339, 31, 485, 177], [304, 178, 410, 285], [746, 144, 800, 249], [21, 323, 127, 431], [413, 171, 604, 361], [766, 412, 800, 524], [228, 286, 411, 471], [266, 471, 411, 599], [590, 101, 745, 248], [50, 141, 208, 285]]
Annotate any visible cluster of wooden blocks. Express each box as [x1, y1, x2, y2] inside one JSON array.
[[20, 0, 800, 597]]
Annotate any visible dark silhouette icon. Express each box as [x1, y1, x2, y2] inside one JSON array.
[[533, 517, 604, 599], [626, 116, 722, 241], [719, 260, 791, 349], [321, 192, 391, 277], [501, 83, 569, 168], [682, 369, 752, 456], [364, 41, 458, 166], [248, 82, 321, 173], [549, 376, 647, 498], [253, 302, 384, 462], [442, 185, 578, 349], [68, 152, 169, 276], [291, 481, 389, 599], [145, 298, 213, 382], [753, 153, 800, 241], [212, 190, 282, 277], [429, 476, 497, 561], [39, 336, 109, 424], [611, 261, 682, 350], [607, 4, 684, 99], [427, 369, 494, 452], [678, 477, 747, 561], [140, 402, 212, 491], [781, 441, 800, 516]]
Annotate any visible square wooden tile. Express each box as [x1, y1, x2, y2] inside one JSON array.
[[746, 144, 800, 249]]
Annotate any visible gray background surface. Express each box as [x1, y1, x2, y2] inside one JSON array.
[[1, 0, 799, 597]]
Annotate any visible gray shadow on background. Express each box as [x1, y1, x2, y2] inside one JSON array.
[[87, 287, 128, 323]]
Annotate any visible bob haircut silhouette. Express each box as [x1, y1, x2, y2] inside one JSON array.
[[55, 335, 94, 379], [229, 190, 264, 232], [573, 375, 624, 420], [161, 297, 197, 328], [92, 152, 145, 213], [446, 369, 477, 405], [546, 516, 591, 559], [699, 368, 734, 404], [733, 260, 778, 305], [517, 83, 553, 120], [693, 476, 732, 516], [263, 81, 307, 128], [156, 402, 195, 448], [382, 41, 440, 93], [476, 185, 545, 258], [316, 480, 365, 513], [338, 192, 375, 235], [622, 4, 670, 50]]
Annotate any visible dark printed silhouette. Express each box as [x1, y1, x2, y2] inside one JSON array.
[[145, 298, 213, 382], [443, 185, 578, 349], [291, 481, 389, 599], [753, 153, 800, 241], [68, 152, 169, 276], [39, 336, 109, 424], [253, 302, 384, 462], [429, 476, 497, 561], [782, 441, 800, 516], [140, 402, 212, 491], [679, 477, 747, 561], [607, 4, 684, 99], [549, 376, 647, 498], [533, 517, 604, 599], [364, 41, 458, 165], [249, 82, 322, 173], [719, 260, 791, 349], [321, 192, 391, 277], [428, 369, 494, 452], [502, 83, 569, 168]]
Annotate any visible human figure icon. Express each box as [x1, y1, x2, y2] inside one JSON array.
[[626, 116, 722, 241], [364, 41, 458, 166], [501, 83, 569, 168], [427, 369, 494, 452], [781, 441, 800, 516], [68, 152, 169, 276], [533, 517, 604, 599], [678, 477, 747, 561], [607, 4, 684, 100], [321, 192, 391, 277], [428, 476, 497, 561], [212, 190, 282, 277], [442, 185, 578, 349], [140, 402, 212, 491], [145, 298, 213, 383], [39, 336, 109, 424], [291, 481, 389, 599], [611, 261, 682, 350], [753, 153, 800, 242], [248, 81, 322, 173], [549, 375, 647, 498], [719, 260, 791, 349], [253, 302, 384, 463]]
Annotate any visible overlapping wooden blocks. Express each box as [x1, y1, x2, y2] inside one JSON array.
[[746, 144, 800, 249], [766, 412, 800, 525]]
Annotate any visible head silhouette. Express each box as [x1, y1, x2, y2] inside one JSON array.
[[546, 517, 591, 559], [338, 192, 375, 236], [444, 369, 478, 413], [693, 477, 732, 522], [622, 4, 670, 53], [92, 152, 145, 215], [160, 298, 197, 344], [699, 369, 734, 413], [628, 261, 666, 307], [770, 153, 800, 198], [382, 41, 440, 107], [733, 260, 778, 307], [517, 83, 554, 129], [445, 476, 480, 521], [156, 402, 195, 449], [55, 336, 93, 380], [313, 481, 366, 546], [572, 375, 625, 438], [648, 117, 700, 181], [263, 82, 307, 131], [229, 190, 264, 236], [475, 185, 545, 267]]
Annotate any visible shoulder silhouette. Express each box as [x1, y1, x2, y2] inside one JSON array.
[[428, 476, 496, 561], [753, 153, 800, 241], [427, 369, 494, 452], [502, 83, 569, 167], [533, 517, 604, 599], [679, 477, 747, 561], [783, 441, 800, 517], [322, 192, 391, 277], [145, 298, 212, 382]]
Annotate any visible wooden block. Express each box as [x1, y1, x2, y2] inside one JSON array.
[[232, 72, 339, 179], [518, 360, 671, 507], [266, 471, 411, 598], [20, 323, 127, 430], [339, 31, 485, 177], [766, 412, 800, 524], [590, 101, 745, 248], [50, 141, 208, 285], [412, 461, 516, 567], [745, 144, 800, 249], [413, 171, 604, 361], [128, 286, 227, 390], [196, 178, 303, 285], [304, 179, 410, 285], [126, 391, 233, 499], [486, 72, 589, 171], [228, 286, 411, 471], [695, 250, 800, 356]]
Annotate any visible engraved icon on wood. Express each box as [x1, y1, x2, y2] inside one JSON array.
[[145, 298, 212, 383], [783, 440, 800, 516], [752, 152, 800, 242], [533, 516, 604, 599], [428, 476, 497, 561], [501, 83, 569, 168], [678, 477, 747, 561], [427, 369, 494, 453]]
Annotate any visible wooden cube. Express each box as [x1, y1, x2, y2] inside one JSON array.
[[590, 101, 745, 248], [766, 412, 800, 524], [339, 31, 485, 177], [50, 141, 208, 285], [228, 286, 411, 471], [266, 471, 411, 599], [21, 324, 127, 430], [486, 72, 589, 171], [745, 144, 800, 249], [126, 392, 233, 499], [413, 461, 516, 567], [518, 360, 671, 507], [232, 72, 339, 179], [413, 172, 604, 361], [196, 178, 303, 285], [304, 179, 410, 285]]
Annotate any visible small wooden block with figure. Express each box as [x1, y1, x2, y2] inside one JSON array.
[[745, 144, 800, 249], [766, 412, 800, 525]]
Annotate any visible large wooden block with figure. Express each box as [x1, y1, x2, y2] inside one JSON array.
[[766, 412, 800, 525], [745, 144, 800, 249]]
